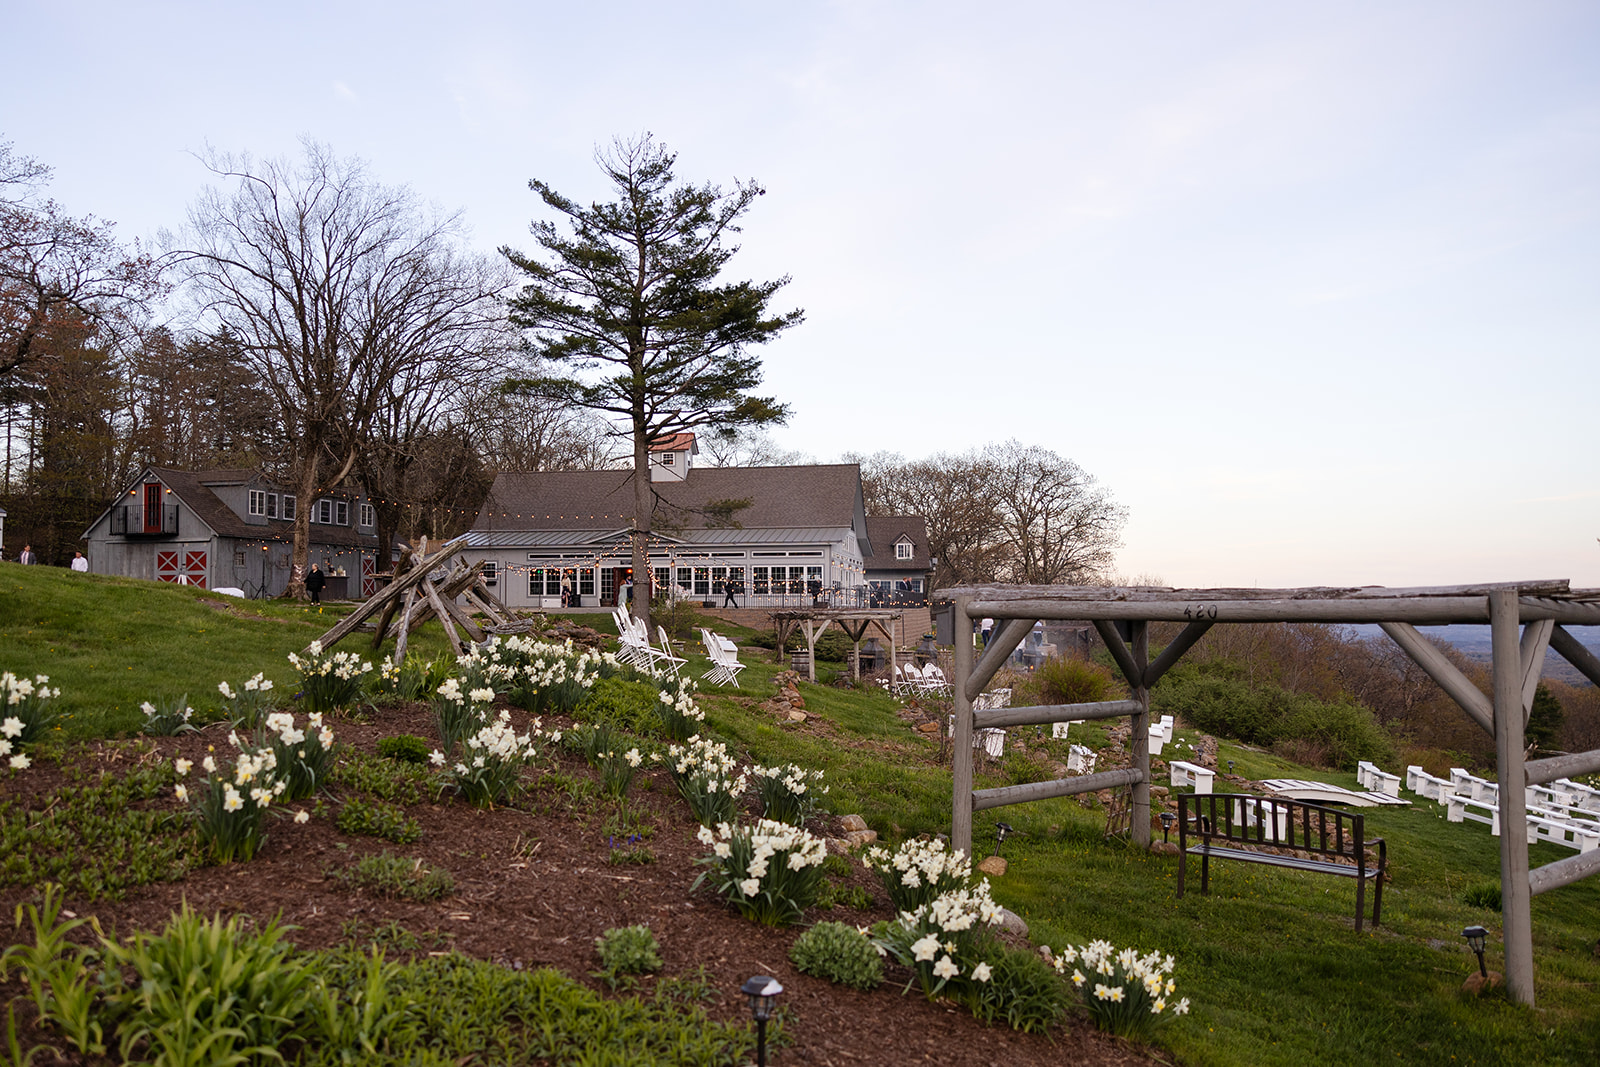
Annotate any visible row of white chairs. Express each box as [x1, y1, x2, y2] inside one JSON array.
[[698, 628, 745, 687], [1398, 761, 1600, 854], [610, 608, 685, 676], [893, 662, 952, 697]]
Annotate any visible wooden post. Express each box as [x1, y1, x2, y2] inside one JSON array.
[[952, 595, 975, 857], [1491, 590, 1534, 1004], [1131, 620, 1151, 849]]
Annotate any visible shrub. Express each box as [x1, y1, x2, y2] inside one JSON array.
[[329, 750, 430, 804], [336, 798, 421, 844], [694, 819, 829, 926], [377, 734, 433, 765], [593, 925, 663, 989], [789, 921, 883, 990], [339, 852, 453, 900], [1277, 697, 1396, 769], [1032, 656, 1120, 706], [1461, 881, 1503, 911], [576, 676, 663, 735]]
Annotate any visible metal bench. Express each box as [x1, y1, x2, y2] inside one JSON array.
[[1177, 793, 1387, 932]]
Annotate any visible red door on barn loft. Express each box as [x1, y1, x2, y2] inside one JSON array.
[[143, 483, 163, 533]]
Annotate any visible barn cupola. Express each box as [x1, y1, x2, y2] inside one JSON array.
[[648, 432, 698, 482]]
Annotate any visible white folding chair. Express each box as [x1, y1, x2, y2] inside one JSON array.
[[655, 626, 687, 675]]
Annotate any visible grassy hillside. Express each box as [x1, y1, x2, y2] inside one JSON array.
[[3, 569, 1599, 1065], [0, 562, 452, 737]]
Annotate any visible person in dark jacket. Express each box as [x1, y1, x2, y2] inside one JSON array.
[[305, 565, 327, 604], [723, 577, 742, 608]]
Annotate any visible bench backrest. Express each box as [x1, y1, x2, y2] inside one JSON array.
[[1180, 792, 1370, 863]]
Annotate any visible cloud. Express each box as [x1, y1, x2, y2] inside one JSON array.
[[333, 81, 359, 103]]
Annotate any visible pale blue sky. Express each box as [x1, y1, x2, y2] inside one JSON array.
[[8, 1, 1598, 588]]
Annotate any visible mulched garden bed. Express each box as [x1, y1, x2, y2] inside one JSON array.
[[1, 701, 1170, 1066]]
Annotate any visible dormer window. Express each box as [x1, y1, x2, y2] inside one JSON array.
[[661, 451, 675, 466], [896, 540, 914, 561]]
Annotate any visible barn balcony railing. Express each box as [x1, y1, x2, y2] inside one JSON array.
[[110, 504, 179, 537]]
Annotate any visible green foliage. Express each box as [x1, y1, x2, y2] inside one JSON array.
[[1, 884, 103, 1057], [330, 750, 430, 805], [1526, 683, 1565, 751], [0, 760, 193, 899], [181, 746, 280, 864], [1461, 881, 1503, 911], [216, 673, 277, 731], [139, 693, 198, 736], [338, 852, 454, 901], [335, 799, 421, 844], [592, 925, 663, 989], [788, 921, 883, 990], [1029, 656, 1119, 707], [959, 944, 1066, 1033], [0, 672, 62, 749], [1058, 940, 1187, 1040], [390, 652, 454, 702], [751, 762, 826, 826], [260, 711, 337, 802], [1153, 666, 1395, 769], [811, 630, 855, 663], [576, 675, 664, 735], [651, 599, 699, 642], [97, 906, 317, 1064], [376, 734, 432, 765]]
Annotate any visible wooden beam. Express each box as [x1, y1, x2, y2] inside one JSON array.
[[974, 699, 1144, 730], [1550, 625, 1600, 688], [952, 596, 975, 854], [973, 767, 1144, 812], [1143, 620, 1213, 689], [1379, 622, 1494, 735], [1131, 621, 1151, 848], [942, 579, 1572, 601], [422, 580, 464, 656], [392, 587, 420, 663], [1092, 619, 1142, 691], [1491, 589, 1534, 1006], [308, 538, 463, 654], [972, 596, 1498, 625], [1528, 847, 1600, 896], [964, 617, 1034, 701], [1525, 748, 1600, 787], [1519, 619, 1553, 722]]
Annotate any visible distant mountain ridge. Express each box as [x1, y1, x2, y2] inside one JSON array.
[[1344, 624, 1599, 688]]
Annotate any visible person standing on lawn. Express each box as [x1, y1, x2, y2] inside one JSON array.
[[71, 551, 88, 572], [305, 564, 327, 604]]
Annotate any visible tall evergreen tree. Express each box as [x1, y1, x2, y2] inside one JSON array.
[[501, 135, 802, 628]]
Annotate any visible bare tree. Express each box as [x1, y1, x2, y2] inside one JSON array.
[[172, 141, 508, 595], [698, 425, 812, 467]]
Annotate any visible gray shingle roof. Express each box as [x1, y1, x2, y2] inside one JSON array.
[[864, 515, 932, 571], [471, 465, 866, 534], [113, 468, 378, 550]]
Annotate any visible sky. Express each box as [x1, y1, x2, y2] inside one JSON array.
[[7, 1, 1598, 590]]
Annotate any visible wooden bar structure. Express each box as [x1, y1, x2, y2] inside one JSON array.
[[306, 536, 513, 662], [937, 578, 1600, 1006], [768, 608, 906, 682]]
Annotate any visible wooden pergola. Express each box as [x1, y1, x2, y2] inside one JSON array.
[[938, 579, 1600, 1006], [769, 608, 908, 682]]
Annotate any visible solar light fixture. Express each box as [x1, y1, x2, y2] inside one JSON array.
[[1160, 810, 1175, 843], [1227, 759, 1235, 775], [742, 975, 783, 1066], [1462, 926, 1489, 978], [994, 821, 1014, 857]]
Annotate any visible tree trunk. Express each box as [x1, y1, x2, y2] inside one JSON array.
[[631, 422, 651, 633], [289, 457, 319, 599]]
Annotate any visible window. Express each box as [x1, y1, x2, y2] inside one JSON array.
[[676, 567, 692, 594], [265, 493, 278, 519], [660, 451, 674, 466], [693, 567, 709, 596], [248, 490, 267, 517], [896, 540, 914, 560], [282, 495, 296, 520], [316, 498, 333, 525], [579, 568, 595, 596], [359, 503, 374, 528], [600, 569, 615, 601], [752, 566, 769, 594], [654, 567, 670, 595], [336, 500, 349, 526], [482, 561, 498, 587]]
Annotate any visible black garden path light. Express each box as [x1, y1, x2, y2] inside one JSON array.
[[1227, 759, 1235, 775], [1463, 925, 1489, 978], [742, 975, 783, 1066], [993, 821, 1014, 857], [1160, 810, 1175, 843]]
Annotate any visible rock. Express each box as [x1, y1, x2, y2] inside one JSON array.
[[839, 814, 870, 832], [977, 855, 1008, 878], [996, 906, 1029, 938], [1462, 971, 1503, 996], [1149, 840, 1180, 856], [1150, 785, 1169, 799], [1047, 761, 1069, 778], [787, 709, 808, 722], [843, 829, 878, 848], [916, 720, 940, 734]]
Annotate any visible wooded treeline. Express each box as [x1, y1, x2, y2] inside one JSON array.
[[0, 140, 616, 567]]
